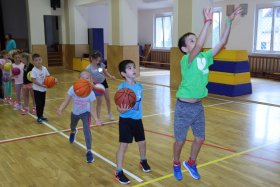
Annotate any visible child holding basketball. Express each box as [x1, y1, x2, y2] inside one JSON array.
[[11, 52, 25, 110], [21, 52, 36, 115], [31, 53, 51, 124], [86, 50, 116, 121], [57, 70, 102, 163], [1, 51, 13, 104], [172, 7, 242, 181], [114, 60, 151, 185]]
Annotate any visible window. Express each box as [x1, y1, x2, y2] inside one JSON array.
[[154, 14, 172, 48], [212, 9, 222, 47], [254, 4, 280, 53]]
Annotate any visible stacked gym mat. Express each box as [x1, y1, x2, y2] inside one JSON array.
[[207, 50, 252, 97]]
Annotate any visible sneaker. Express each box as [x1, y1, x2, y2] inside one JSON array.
[[86, 151, 94, 163], [183, 161, 200, 180], [12, 101, 18, 107], [8, 98, 13, 105], [173, 164, 183, 181], [69, 129, 77, 143], [108, 113, 115, 121], [115, 170, 130, 184], [21, 107, 29, 115], [37, 118, 43, 124], [13, 104, 22, 111], [41, 116, 48, 121], [32, 107, 36, 115], [139, 159, 151, 172]]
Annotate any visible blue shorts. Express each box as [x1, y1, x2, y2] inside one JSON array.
[[174, 99, 205, 142]]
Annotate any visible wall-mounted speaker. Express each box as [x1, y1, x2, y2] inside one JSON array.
[[51, 0, 60, 10]]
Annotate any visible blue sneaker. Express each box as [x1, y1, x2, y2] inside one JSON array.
[[183, 161, 200, 180], [86, 151, 94, 163], [173, 164, 183, 181], [69, 129, 77, 143]]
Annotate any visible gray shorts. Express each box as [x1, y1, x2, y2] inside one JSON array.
[[174, 99, 205, 142]]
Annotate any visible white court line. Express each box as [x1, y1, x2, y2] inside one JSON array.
[[27, 113, 143, 183]]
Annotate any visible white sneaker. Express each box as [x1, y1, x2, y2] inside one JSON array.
[[108, 113, 115, 121]]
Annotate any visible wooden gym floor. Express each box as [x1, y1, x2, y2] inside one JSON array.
[[0, 67, 279, 187]]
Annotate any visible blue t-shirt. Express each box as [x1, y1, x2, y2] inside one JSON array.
[[68, 86, 96, 115], [6, 39, 16, 52], [118, 82, 143, 120]]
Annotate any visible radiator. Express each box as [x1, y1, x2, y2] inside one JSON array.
[[150, 50, 170, 64], [249, 55, 280, 77]]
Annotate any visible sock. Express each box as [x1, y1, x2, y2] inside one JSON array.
[[187, 158, 196, 165], [117, 167, 123, 172], [140, 158, 147, 162], [173, 160, 180, 165]]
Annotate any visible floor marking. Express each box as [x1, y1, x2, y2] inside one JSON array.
[[131, 141, 277, 187], [27, 113, 143, 183]]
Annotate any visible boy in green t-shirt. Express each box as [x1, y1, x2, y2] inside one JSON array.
[[173, 7, 242, 181]]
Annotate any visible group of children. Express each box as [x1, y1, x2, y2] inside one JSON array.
[[0, 51, 52, 124], [1, 7, 242, 185]]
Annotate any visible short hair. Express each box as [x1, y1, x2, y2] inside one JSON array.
[[118, 60, 135, 76], [89, 50, 102, 60], [32, 53, 41, 60], [178, 32, 196, 54], [21, 52, 31, 62], [1, 50, 8, 55], [79, 69, 91, 78]]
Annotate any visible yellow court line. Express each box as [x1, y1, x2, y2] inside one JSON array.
[[132, 141, 276, 187], [207, 106, 248, 116]]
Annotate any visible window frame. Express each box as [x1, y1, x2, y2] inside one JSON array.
[[212, 7, 222, 48], [253, 2, 280, 54], [153, 13, 173, 50]]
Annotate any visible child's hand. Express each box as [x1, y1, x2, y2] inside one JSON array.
[[57, 108, 63, 116], [111, 75, 116, 80], [203, 7, 213, 22], [95, 119, 102, 126], [117, 104, 131, 113], [54, 78, 58, 84], [228, 6, 243, 21]]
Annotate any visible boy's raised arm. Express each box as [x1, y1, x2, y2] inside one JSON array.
[[188, 8, 213, 63], [212, 7, 242, 56]]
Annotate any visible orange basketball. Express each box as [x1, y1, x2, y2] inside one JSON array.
[[44, 76, 56, 88], [114, 88, 136, 108], [73, 79, 93, 97]]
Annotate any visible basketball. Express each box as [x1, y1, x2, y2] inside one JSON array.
[[27, 71, 32, 82], [12, 67, 20, 75], [114, 88, 136, 108], [73, 79, 93, 97], [93, 83, 105, 96], [3, 62, 12, 71], [44, 76, 56, 88]]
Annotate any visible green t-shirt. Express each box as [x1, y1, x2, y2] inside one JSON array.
[[176, 50, 213, 99]]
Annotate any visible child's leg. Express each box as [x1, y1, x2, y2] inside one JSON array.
[[33, 90, 44, 118], [137, 140, 147, 160], [22, 86, 29, 108], [116, 143, 128, 169], [96, 96, 102, 119], [80, 112, 92, 150], [15, 84, 23, 105], [104, 88, 112, 114], [29, 87, 36, 108]]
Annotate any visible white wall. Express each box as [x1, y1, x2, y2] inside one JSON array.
[[214, 0, 280, 53], [27, 0, 66, 45], [138, 7, 173, 47], [138, 0, 280, 52], [87, 4, 109, 43]]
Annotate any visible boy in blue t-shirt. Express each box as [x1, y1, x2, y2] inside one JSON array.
[[57, 70, 101, 163], [114, 60, 151, 185]]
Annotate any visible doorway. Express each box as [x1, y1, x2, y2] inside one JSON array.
[[44, 15, 59, 52]]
